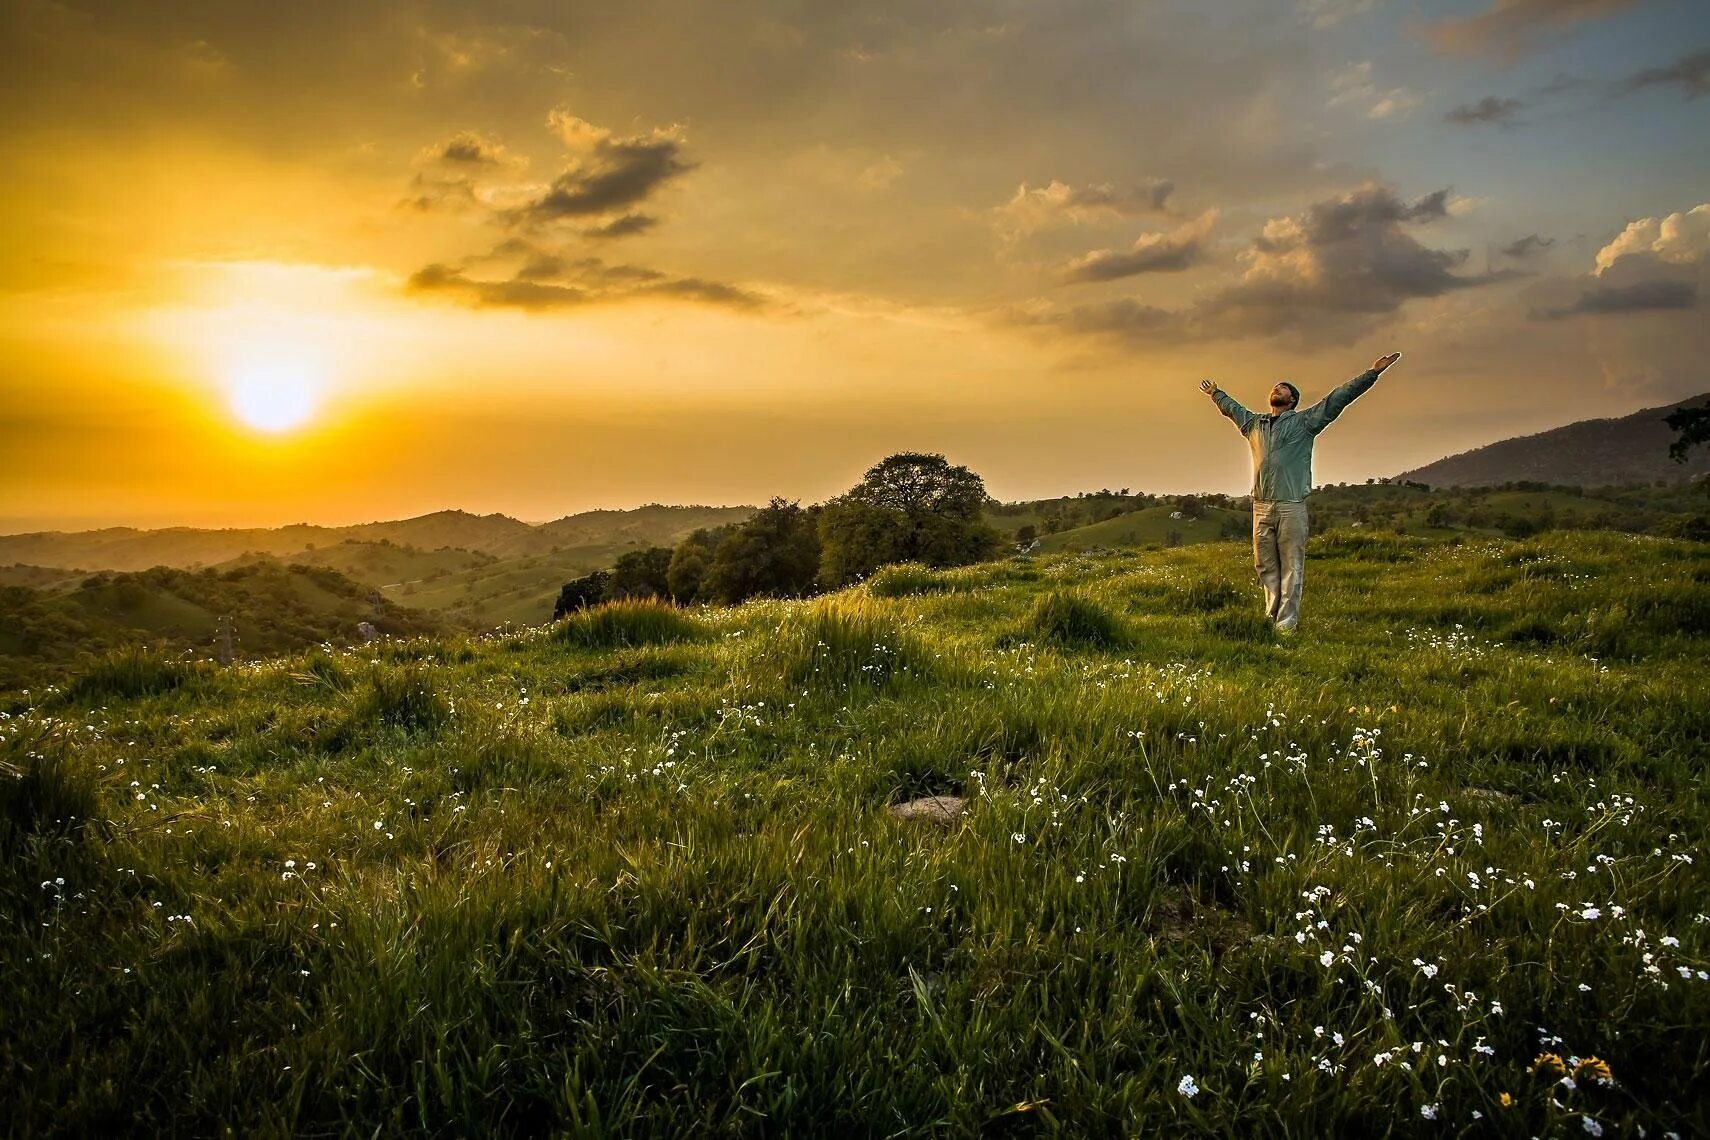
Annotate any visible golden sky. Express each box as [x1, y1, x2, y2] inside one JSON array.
[[3, 0, 1708, 529]]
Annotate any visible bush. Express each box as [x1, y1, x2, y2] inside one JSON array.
[[554, 599, 709, 649], [1020, 591, 1129, 649]]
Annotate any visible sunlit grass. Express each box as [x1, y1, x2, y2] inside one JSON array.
[[2, 529, 1707, 1136]]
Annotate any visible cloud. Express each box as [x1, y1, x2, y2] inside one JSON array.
[[1326, 61, 1422, 120], [1534, 278, 1698, 318], [500, 111, 695, 227], [585, 213, 659, 239], [1423, 0, 1640, 60], [1522, 201, 1708, 321], [1445, 95, 1525, 125], [418, 130, 524, 169], [1501, 233, 1555, 258], [1610, 48, 1710, 100], [1593, 203, 1710, 273], [1016, 182, 1520, 349], [1192, 184, 1517, 342], [1296, 0, 1375, 30], [997, 178, 1176, 234], [403, 255, 766, 313], [1061, 209, 1219, 283], [858, 155, 905, 190]]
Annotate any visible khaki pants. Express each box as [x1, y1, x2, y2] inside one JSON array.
[[1252, 499, 1308, 631]]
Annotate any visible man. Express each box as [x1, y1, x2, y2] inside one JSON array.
[[1198, 352, 1401, 632]]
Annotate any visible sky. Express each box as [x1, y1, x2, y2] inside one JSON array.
[[2, 0, 1707, 531]]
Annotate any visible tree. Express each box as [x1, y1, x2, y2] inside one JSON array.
[[552, 570, 610, 619], [1666, 403, 1710, 463], [702, 498, 822, 604], [1015, 524, 1037, 546], [609, 546, 673, 600], [817, 452, 1004, 586], [666, 527, 724, 603]]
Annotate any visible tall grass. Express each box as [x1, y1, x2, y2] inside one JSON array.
[[2, 529, 1707, 1137], [554, 598, 710, 648]]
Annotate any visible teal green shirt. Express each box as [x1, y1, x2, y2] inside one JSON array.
[[1213, 369, 1380, 502]]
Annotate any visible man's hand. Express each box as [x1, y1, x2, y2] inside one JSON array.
[[1198, 378, 1218, 395], [1371, 352, 1401, 374]]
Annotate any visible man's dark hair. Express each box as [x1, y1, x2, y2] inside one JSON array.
[[1276, 381, 1300, 407]]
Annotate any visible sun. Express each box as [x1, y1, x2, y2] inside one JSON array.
[[226, 360, 322, 433]]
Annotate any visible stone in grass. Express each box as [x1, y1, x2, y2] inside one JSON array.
[[888, 795, 966, 824]]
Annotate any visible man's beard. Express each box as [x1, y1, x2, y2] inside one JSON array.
[[1270, 400, 1292, 411]]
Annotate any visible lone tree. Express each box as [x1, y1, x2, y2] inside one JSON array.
[[817, 452, 1004, 586], [1666, 401, 1710, 464]]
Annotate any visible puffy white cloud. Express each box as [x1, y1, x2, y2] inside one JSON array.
[[1062, 209, 1220, 283], [1594, 203, 1710, 274]]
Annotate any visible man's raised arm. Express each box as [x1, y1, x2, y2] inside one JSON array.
[[1199, 378, 1256, 433], [1298, 352, 1400, 435]]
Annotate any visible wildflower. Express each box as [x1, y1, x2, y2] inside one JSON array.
[[1420, 1103, 1438, 1120], [1499, 1092, 1513, 1108], [1531, 1053, 1566, 1078], [1582, 1117, 1603, 1137], [1574, 1057, 1613, 1084], [1177, 1074, 1200, 1098]]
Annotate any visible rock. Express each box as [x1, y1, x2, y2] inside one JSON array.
[[357, 621, 379, 642], [888, 795, 965, 823]]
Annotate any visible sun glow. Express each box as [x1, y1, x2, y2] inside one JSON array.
[[228, 360, 321, 432]]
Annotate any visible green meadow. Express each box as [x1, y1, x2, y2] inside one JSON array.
[[3, 529, 1707, 1136]]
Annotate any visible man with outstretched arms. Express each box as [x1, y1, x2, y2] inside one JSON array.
[[1199, 352, 1401, 632]]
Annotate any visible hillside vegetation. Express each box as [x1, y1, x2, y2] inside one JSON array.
[[3, 530, 1706, 1136], [0, 562, 445, 691]]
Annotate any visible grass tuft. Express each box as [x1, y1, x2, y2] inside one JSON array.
[[1018, 589, 1130, 648], [749, 596, 933, 693], [554, 598, 709, 648], [61, 646, 213, 703]]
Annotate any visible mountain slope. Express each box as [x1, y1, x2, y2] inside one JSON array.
[[1395, 394, 1710, 488]]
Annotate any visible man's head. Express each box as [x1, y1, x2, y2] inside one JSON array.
[[1269, 381, 1300, 412]]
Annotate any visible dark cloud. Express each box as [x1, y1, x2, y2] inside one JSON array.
[[1445, 95, 1525, 125], [503, 113, 695, 228], [585, 213, 659, 239], [1533, 279, 1698, 319], [427, 130, 517, 167], [1610, 48, 1710, 100], [1061, 209, 1217, 283], [403, 256, 763, 313], [1424, 0, 1640, 60], [1501, 233, 1555, 258], [1018, 183, 1520, 349]]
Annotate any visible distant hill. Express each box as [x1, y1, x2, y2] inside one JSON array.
[[0, 561, 447, 691], [1395, 394, 1710, 488], [0, 504, 759, 573]]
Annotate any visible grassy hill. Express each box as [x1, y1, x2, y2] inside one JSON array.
[[0, 561, 446, 691], [3, 530, 1706, 1135], [0, 504, 759, 573], [1395, 393, 1710, 488]]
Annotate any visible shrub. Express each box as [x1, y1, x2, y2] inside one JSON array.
[[553, 599, 709, 649]]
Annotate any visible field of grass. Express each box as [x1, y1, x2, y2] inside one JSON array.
[[3, 530, 1707, 1136]]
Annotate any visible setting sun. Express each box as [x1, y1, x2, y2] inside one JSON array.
[[228, 362, 320, 433]]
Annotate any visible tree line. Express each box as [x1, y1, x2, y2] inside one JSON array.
[[554, 452, 1004, 616]]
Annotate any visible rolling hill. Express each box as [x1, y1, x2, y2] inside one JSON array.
[[1394, 393, 1710, 488]]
